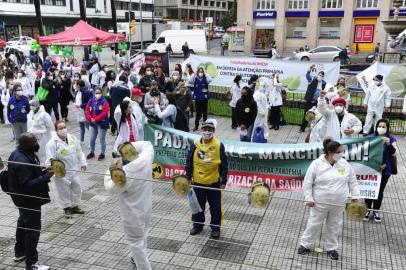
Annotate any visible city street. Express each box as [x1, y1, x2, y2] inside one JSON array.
[[0, 116, 405, 270]]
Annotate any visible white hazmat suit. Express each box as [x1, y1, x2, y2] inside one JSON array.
[[46, 133, 87, 209], [252, 78, 269, 139], [317, 97, 362, 141], [27, 105, 54, 165], [104, 141, 154, 270], [363, 82, 391, 134], [300, 155, 359, 251]]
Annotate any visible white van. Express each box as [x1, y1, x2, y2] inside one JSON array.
[[145, 30, 207, 54]]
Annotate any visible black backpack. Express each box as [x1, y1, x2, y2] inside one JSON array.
[[171, 106, 188, 132]]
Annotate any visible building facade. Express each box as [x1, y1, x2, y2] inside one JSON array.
[[154, 0, 235, 24], [0, 0, 153, 40], [238, 0, 406, 54]]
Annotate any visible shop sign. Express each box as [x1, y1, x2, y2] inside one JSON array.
[[354, 24, 374, 43], [318, 10, 344, 17], [389, 9, 406, 16], [253, 10, 277, 19], [353, 10, 380, 17]]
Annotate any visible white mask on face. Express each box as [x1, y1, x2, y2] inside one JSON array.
[[57, 128, 68, 138], [127, 107, 133, 114], [334, 106, 344, 114], [374, 81, 381, 86], [198, 72, 204, 77], [30, 105, 37, 111], [146, 71, 152, 76], [95, 94, 102, 100], [202, 131, 214, 140], [16, 90, 23, 96], [173, 76, 179, 80], [104, 68, 108, 72], [332, 153, 342, 162], [47, 76, 53, 80], [17, 73, 23, 78], [377, 127, 387, 135], [317, 75, 323, 81]]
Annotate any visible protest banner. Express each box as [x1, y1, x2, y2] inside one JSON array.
[[183, 55, 340, 93], [356, 62, 406, 97], [145, 124, 383, 200]]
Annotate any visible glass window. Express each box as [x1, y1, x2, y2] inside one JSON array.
[[190, 0, 195, 5], [319, 18, 341, 38], [355, 0, 379, 8], [255, 29, 274, 50], [286, 18, 307, 38], [182, 0, 187, 4], [204, 1, 208, 6], [321, 0, 343, 9], [157, 37, 165, 43], [41, 0, 66, 5], [287, 0, 309, 10], [86, 0, 95, 8], [255, 0, 275, 10]]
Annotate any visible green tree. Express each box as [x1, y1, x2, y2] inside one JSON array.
[[221, 8, 235, 30]]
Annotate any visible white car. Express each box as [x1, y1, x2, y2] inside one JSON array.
[[294, 46, 343, 62], [6, 36, 35, 47]]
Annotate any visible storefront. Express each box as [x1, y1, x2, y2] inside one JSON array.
[[352, 10, 380, 52], [253, 10, 277, 54]]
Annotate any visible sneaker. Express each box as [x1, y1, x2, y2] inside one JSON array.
[[189, 227, 203, 235], [363, 210, 371, 221], [86, 152, 95, 160], [97, 154, 105, 161], [327, 250, 339, 260], [373, 211, 381, 223], [26, 261, 50, 270], [71, 206, 85, 214], [210, 230, 220, 239], [13, 254, 26, 262], [130, 257, 136, 265], [297, 245, 309, 255], [64, 207, 73, 219]]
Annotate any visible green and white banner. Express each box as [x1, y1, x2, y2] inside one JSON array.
[[356, 62, 406, 97], [183, 55, 340, 93], [145, 125, 383, 199]]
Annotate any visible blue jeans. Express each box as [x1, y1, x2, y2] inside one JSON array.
[[89, 125, 107, 154], [79, 121, 89, 143], [240, 124, 254, 142]]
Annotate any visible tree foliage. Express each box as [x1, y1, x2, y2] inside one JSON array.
[[221, 8, 235, 30]]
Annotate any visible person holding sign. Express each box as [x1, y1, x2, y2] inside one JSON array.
[[185, 119, 228, 239], [362, 75, 391, 135], [364, 119, 398, 223], [298, 138, 359, 260], [46, 120, 87, 218], [104, 141, 154, 270], [317, 91, 362, 141]]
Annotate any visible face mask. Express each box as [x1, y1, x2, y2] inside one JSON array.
[[198, 72, 204, 77], [17, 73, 23, 78], [173, 76, 179, 80], [74, 77, 79, 81], [95, 94, 102, 100], [135, 97, 143, 103], [334, 106, 344, 114], [202, 131, 214, 140], [47, 76, 53, 80], [16, 90, 23, 96], [127, 107, 133, 114], [146, 71, 152, 76], [339, 81, 345, 86], [332, 153, 342, 162], [55, 71, 59, 76], [32, 144, 40, 153], [30, 105, 37, 111], [317, 75, 323, 81], [104, 68, 108, 72], [57, 128, 68, 138], [377, 127, 387, 135], [60, 75, 65, 79], [374, 81, 381, 86]]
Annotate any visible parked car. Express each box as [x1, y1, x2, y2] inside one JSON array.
[[5, 36, 35, 47], [294, 46, 344, 62], [0, 39, 5, 50], [213, 30, 225, 39]]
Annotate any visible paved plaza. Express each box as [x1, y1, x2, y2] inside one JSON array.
[[0, 115, 405, 270]]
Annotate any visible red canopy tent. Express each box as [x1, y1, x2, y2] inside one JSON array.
[[38, 20, 125, 46]]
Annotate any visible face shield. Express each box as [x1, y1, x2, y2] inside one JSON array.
[[118, 142, 138, 163], [51, 159, 66, 178], [172, 174, 190, 197], [346, 202, 368, 221], [110, 167, 127, 188], [248, 182, 271, 209]]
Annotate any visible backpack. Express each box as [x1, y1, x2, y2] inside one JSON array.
[[171, 106, 188, 132], [268, 49, 273, 58], [0, 170, 9, 194]]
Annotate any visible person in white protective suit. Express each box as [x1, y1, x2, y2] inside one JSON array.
[[27, 98, 54, 165], [306, 106, 326, 143], [104, 141, 154, 270], [268, 74, 283, 131], [252, 77, 269, 139], [298, 138, 359, 260], [317, 92, 362, 142], [362, 75, 391, 135], [46, 120, 87, 218]]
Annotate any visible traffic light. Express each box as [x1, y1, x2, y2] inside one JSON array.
[[131, 19, 136, 35]]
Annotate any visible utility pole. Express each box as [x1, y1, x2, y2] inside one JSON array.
[[128, 0, 132, 64], [140, 0, 144, 52], [111, 0, 119, 55], [78, 0, 89, 61]]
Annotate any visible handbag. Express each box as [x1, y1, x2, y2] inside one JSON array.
[[391, 155, 397, 175], [36, 86, 49, 101], [188, 189, 203, 214]]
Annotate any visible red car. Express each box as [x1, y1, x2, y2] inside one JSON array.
[[0, 39, 5, 50]]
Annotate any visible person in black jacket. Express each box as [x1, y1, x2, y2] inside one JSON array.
[[8, 133, 54, 270], [164, 71, 181, 94], [57, 70, 72, 122], [138, 65, 156, 93], [42, 71, 60, 120], [300, 64, 326, 132], [110, 74, 131, 134], [175, 81, 192, 131], [235, 86, 258, 142]]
